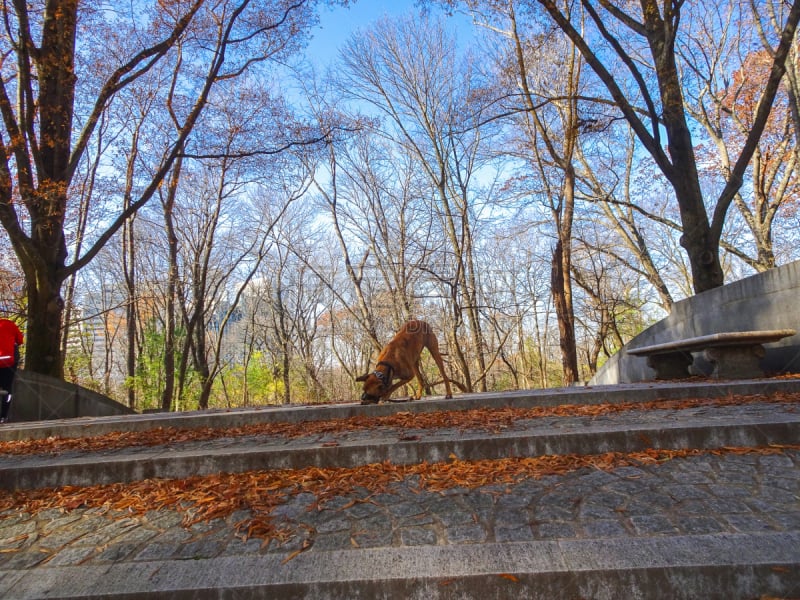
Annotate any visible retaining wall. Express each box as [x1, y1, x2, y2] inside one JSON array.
[[6, 370, 134, 422], [590, 260, 800, 385]]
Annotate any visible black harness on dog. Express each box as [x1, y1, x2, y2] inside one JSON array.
[[360, 360, 395, 404], [373, 361, 394, 387]]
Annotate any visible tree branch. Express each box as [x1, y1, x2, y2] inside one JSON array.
[[535, 0, 672, 176], [67, 0, 205, 181], [710, 0, 800, 244]]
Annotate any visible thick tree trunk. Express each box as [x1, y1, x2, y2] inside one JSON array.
[[663, 88, 725, 292], [671, 163, 726, 295], [24, 265, 65, 378], [17, 1, 78, 378], [19, 186, 71, 382], [645, 0, 724, 293]]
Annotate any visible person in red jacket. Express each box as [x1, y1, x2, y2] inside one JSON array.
[[0, 318, 23, 423]]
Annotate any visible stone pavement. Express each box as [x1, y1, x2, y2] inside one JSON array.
[[0, 379, 799, 599]]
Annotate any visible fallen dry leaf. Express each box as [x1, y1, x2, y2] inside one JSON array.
[[282, 538, 313, 564]]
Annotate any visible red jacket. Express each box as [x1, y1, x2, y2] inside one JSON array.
[[0, 319, 23, 368]]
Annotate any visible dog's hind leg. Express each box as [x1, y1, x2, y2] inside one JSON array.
[[410, 360, 426, 401], [425, 336, 453, 399]]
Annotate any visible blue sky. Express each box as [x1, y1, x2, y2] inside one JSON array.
[[304, 1, 473, 67], [306, 1, 419, 64]]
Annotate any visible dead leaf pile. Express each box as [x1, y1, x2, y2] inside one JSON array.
[[0, 391, 797, 458], [1, 444, 797, 544]]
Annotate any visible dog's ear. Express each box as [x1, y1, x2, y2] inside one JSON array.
[[355, 373, 370, 382]]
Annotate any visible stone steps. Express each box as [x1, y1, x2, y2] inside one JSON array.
[[5, 533, 799, 600], [2, 398, 798, 490], [1, 379, 798, 599], [3, 378, 798, 442]]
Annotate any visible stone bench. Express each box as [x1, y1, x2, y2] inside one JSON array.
[[626, 329, 797, 380]]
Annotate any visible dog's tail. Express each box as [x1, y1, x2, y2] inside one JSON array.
[[429, 378, 467, 393]]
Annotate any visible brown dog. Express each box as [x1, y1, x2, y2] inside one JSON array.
[[356, 320, 453, 404]]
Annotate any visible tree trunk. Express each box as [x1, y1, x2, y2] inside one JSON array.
[[274, 274, 292, 405], [282, 350, 291, 405], [551, 238, 579, 384], [672, 181, 724, 293], [508, 0, 580, 383], [160, 156, 183, 412], [196, 342, 212, 410], [123, 215, 137, 410], [24, 265, 66, 377], [161, 244, 177, 412], [14, 0, 79, 378], [638, 0, 720, 292]]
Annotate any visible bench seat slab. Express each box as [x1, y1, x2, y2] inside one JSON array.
[[627, 329, 796, 357]]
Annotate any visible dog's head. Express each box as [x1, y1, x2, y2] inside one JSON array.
[[356, 368, 390, 404]]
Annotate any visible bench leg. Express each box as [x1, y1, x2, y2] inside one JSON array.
[[646, 352, 694, 379], [703, 345, 766, 379]]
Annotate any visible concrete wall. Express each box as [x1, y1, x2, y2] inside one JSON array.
[[590, 260, 800, 385], [6, 370, 135, 422]]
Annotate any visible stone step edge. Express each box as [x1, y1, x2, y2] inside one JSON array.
[[2, 532, 797, 600], [3, 413, 798, 490], [4, 378, 800, 443]]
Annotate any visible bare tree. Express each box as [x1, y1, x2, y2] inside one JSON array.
[[575, 126, 676, 310], [529, 0, 800, 293], [304, 137, 382, 351], [337, 14, 493, 391], [680, 1, 800, 271], [493, 0, 582, 383], [0, 0, 331, 378]]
